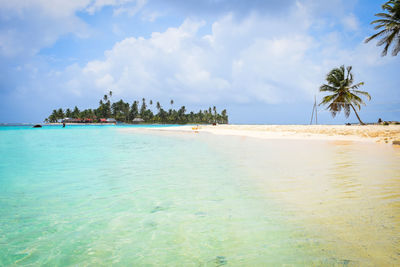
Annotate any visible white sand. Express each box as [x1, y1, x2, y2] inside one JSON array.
[[122, 124, 400, 144]]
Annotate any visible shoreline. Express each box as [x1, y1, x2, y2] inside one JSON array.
[[122, 124, 400, 145], [45, 123, 117, 126]]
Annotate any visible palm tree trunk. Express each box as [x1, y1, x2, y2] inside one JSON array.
[[350, 104, 365, 125]]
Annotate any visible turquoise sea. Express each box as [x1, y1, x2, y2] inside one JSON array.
[[0, 125, 399, 266]]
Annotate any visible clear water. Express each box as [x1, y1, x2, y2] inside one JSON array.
[[0, 126, 399, 266]]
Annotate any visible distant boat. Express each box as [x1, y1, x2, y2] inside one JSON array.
[[33, 124, 42, 128]]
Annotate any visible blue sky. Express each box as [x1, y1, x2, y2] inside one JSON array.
[[0, 0, 399, 124]]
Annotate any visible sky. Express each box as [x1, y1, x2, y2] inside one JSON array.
[[0, 0, 399, 124]]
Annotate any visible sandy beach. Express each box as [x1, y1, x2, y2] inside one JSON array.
[[124, 124, 400, 144]]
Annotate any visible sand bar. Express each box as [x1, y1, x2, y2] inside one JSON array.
[[123, 124, 400, 144]]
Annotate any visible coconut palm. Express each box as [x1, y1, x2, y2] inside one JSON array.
[[108, 90, 113, 102], [319, 65, 371, 125], [365, 0, 400, 56], [213, 106, 217, 122]]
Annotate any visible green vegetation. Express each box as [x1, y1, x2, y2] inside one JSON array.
[[365, 0, 400, 56], [45, 92, 228, 124], [319, 65, 371, 125]]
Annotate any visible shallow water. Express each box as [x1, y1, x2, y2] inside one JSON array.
[[0, 126, 399, 266]]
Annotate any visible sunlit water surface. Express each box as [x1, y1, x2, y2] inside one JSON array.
[[0, 126, 399, 266]]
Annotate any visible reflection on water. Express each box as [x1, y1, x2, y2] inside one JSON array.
[[203, 134, 400, 266]]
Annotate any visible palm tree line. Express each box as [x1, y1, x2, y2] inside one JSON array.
[[45, 92, 228, 124]]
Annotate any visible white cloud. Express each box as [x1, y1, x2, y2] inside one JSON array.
[[56, 10, 323, 104], [114, 0, 147, 16], [141, 10, 163, 22], [112, 24, 124, 36], [0, 0, 90, 58], [342, 13, 359, 31], [96, 73, 115, 88], [86, 0, 147, 16], [0, 0, 146, 17], [53, 2, 394, 108], [0, 0, 147, 58], [2, 0, 399, 124], [0, 0, 91, 17]]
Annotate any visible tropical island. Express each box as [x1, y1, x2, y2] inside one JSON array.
[[45, 92, 228, 124]]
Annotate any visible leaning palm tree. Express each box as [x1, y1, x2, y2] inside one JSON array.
[[365, 0, 400, 56], [319, 65, 371, 125]]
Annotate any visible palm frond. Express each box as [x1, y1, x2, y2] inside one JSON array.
[[365, 29, 391, 43], [348, 93, 365, 106], [319, 84, 338, 92], [345, 66, 352, 82], [319, 94, 337, 106], [379, 30, 397, 55], [326, 68, 344, 87], [374, 23, 390, 30], [367, 0, 400, 56], [372, 18, 398, 24], [350, 82, 365, 90], [327, 103, 339, 117], [351, 89, 371, 101], [372, 13, 395, 20], [373, 20, 400, 30], [383, 41, 391, 56], [344, 104, 351, 118], [392, 35, 400, 55]]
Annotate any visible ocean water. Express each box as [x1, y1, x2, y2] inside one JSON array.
[[0, 125, 399, 266]]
